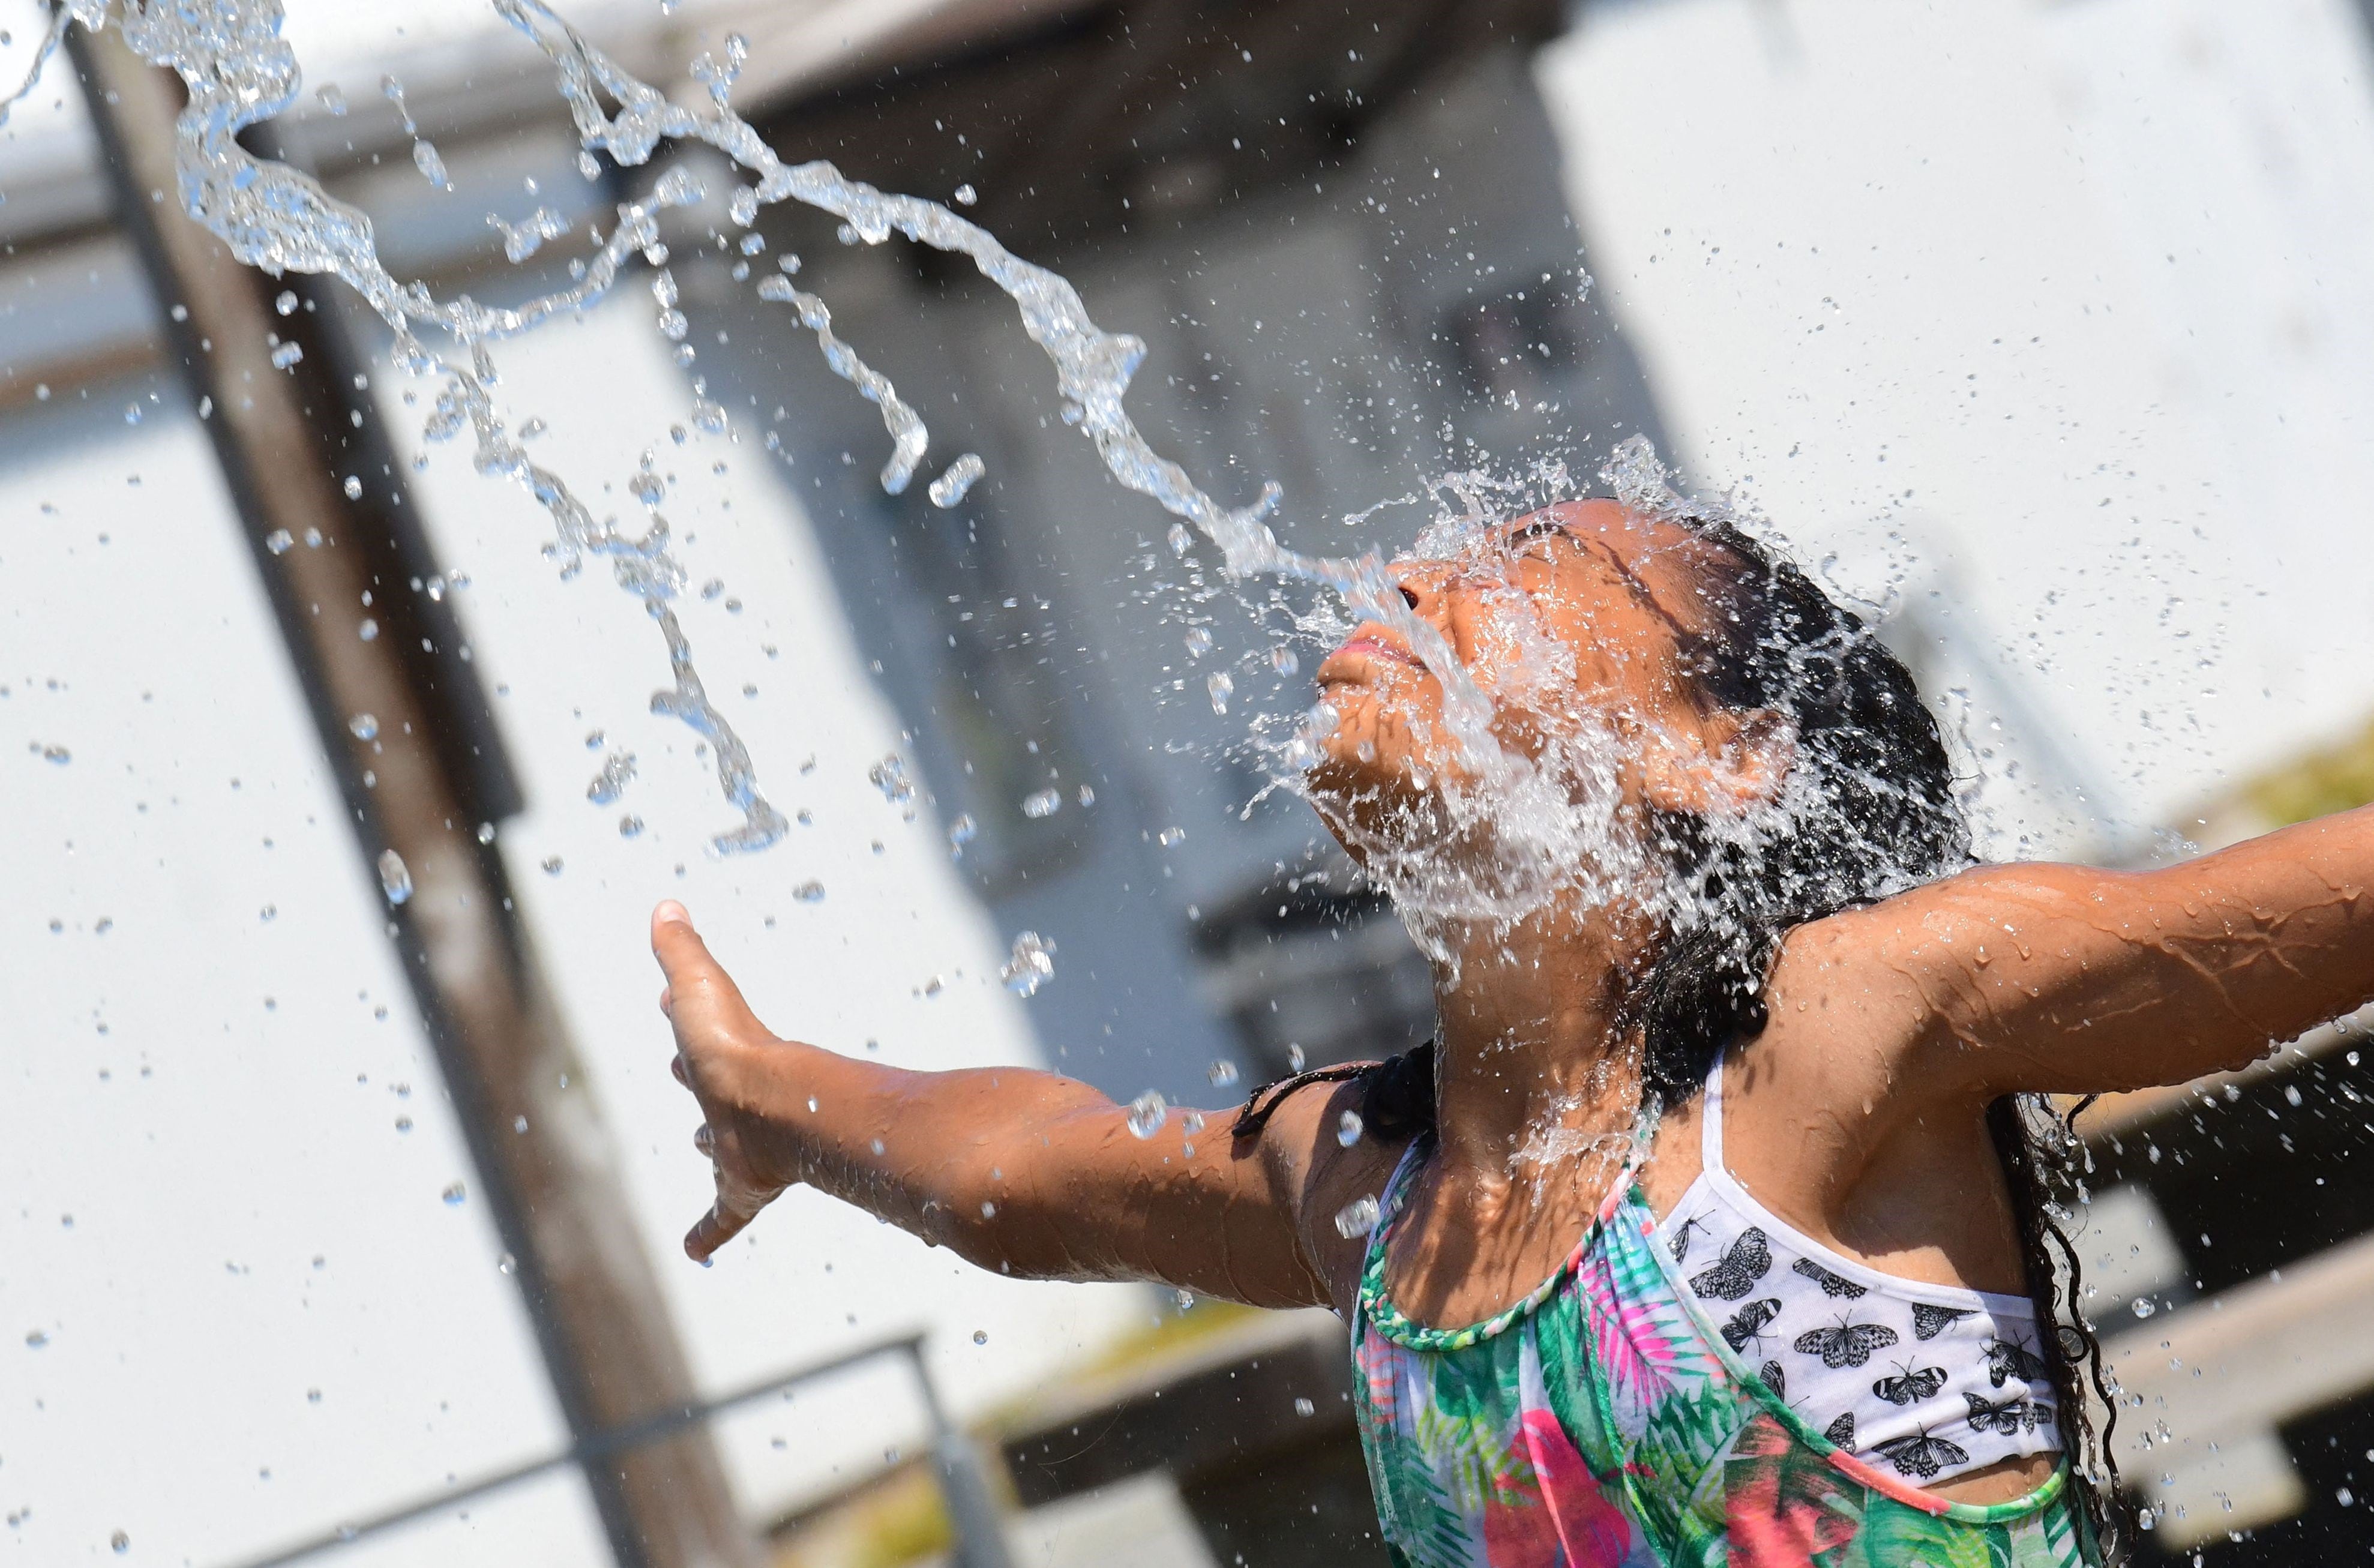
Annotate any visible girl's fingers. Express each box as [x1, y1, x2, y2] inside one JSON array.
[[650, 901, 765, 1042], [684, 1195, 760, 1262], [684, 1201, 736, 1261]]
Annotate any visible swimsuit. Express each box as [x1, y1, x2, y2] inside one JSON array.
[[1653, 1057, 2062, 1485], [1348, 1063, 2098, 1566]]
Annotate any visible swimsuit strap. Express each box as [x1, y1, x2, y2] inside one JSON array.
[[1357, 1132, 1629, 1351]]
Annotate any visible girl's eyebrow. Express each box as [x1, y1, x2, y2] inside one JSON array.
[[1504, 518, 1695, 641]]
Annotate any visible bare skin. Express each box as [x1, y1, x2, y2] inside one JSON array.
[[654, 499, 2374, 1507]]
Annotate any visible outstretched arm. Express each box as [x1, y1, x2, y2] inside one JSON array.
[[1784, 804, 2374, 1100], [649, 901, 1378, 1309]]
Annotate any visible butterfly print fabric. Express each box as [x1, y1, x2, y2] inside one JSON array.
[[1688, 1227, 1771, 1300], [1653, 1056, 2063, 1486], [1874, 1362, 1950, 1405], [1721, 1297, 1783, 1354], [1875, 1430, 1973, 1481]]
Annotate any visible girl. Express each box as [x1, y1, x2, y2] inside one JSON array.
[[653, 498, 2374, 1564]]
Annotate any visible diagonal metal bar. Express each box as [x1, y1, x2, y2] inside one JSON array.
[[220, 1335, 928, 1568]]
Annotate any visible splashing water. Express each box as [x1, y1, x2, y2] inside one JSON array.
[[377, 849, 413, 906], [1125, 1091, 1168, 1140], [927, 452, 984, 509], [41, 0, 1540, 864], [999, 931, 1054, 997], [44, 1, 1898, 1015], [1333, 1195, 1380, 1239]]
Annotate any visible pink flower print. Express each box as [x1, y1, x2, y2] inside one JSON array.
[[1476, 1408, 1636, 1567]]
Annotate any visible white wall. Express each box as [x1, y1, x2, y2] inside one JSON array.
[[1540, 0, 2374, 849]]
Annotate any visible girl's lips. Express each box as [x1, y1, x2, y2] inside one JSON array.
[[1322, 634, 1427, 679]]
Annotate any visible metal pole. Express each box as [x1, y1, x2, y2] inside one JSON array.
[[223, 1334, 927, 1568], [69, 21, 759, 1568], [908, 1345, 1017, 1568]]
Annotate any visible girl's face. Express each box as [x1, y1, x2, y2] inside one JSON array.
[[1308, 500, 1784, 853]]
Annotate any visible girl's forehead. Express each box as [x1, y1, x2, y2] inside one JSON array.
[[1491, 502, 1733, 636]]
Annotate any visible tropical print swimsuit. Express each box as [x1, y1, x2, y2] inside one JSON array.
[[1348, 1131, 2099, 1566]]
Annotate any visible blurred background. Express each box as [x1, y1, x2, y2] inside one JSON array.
[[5, 0, 2374, 1563]]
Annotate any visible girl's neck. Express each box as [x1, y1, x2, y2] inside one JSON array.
[[1426, 900, 1653, 1191]]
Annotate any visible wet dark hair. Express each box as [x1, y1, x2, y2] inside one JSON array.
[[1238, 511, 2126, 1555]]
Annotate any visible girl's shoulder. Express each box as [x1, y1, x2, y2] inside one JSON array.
[[1231, 1065, 1417, 1312]]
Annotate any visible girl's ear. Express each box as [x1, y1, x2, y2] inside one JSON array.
[[1641, 709, 1795, 818]]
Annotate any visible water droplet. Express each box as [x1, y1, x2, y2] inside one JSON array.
[[1021, 788, 1061, 819], [475, 822, 496, 845], [927, 452, 984, 508], [1157, 826, 1185, 847], [306, 1387, 322, 1404], [541, 856, 564, 876], [122, 401, 142, 425], [1126, 1090, 1168, 1139], [2131, 1297, 2157, 1319], [441, 1182, 466, 1206], [1207, 1059, 1239, 1088], [793, 880, 825, 903], [356, 618, 378, 641], [1180, 1110, 1204, 1135], [618, 814, 644, 838], [1207, 671, 1233, 715], [1000, 931, 1056, 997], [1338, 1110, 1363, 1147], [316, 82, 347, 115], [947, 814, 978, 856], [972, 1329, 987, 1345], [1333, 1195, 1380, 1239], [259, 904, 277, 922], [269, 340, 304, 370], [586, 749, 637, 804], [265, 529, 294, 554], [412, 139, 451, 190], [868, 754, 914, 808], [343, 476, 363, 500], [630, 470, 666, 505], [274, 289, 299, 316], [349, 713, 377, 740], [394, 1116, 412, 1132], [1294, 1397, 1315, 1417], [40, 743, 69, 765], [24, 1329, 48, 1348], [1167, 522, 1194, 556], [377, 849, 412, 906], [954, 183, 978, 206], [1287, 1044, 1306, 1072], [111, 1528, 130, 1553], [1270, 646, 1299, 675]]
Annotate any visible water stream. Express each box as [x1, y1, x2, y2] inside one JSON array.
[[40, 0, 1545, 866]]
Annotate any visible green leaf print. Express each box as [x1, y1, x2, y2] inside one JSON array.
[[1856, 1503, 1998, 1568]]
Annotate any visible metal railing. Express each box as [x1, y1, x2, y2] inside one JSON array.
[[221, 1333, 1014, 1568]]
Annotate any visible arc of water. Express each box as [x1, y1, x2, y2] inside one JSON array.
[[489, 0, 1509, 768], [55, 0, 1525, 856], [84, 0, 785, 852]]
